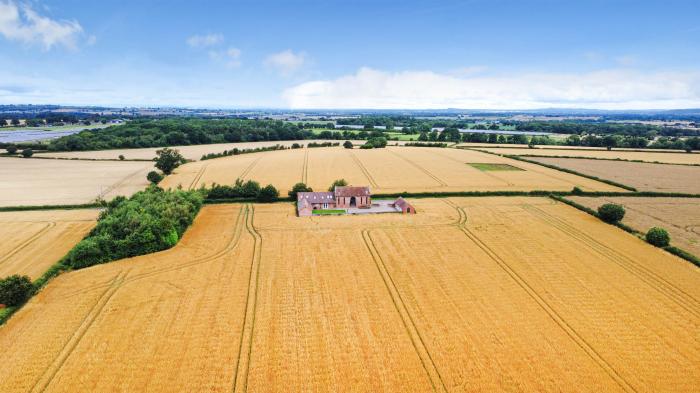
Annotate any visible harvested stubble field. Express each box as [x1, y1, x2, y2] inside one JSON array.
[[0, 157, 151, 207], [456, 143, 689, 153], [160, 146, 623, 193], [527, 157, 700, 193], [34, 140, 363, 161], [1, 198, 698, 392], [0, 209, 98, 279], [477, 147, 700, 165], [569, 196, 700, 257]]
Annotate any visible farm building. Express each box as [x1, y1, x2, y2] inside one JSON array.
[[297, 186, 415, 216]]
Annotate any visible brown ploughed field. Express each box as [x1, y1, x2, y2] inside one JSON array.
[[1, 198, 697, 392]]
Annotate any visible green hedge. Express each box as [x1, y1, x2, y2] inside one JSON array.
[[0, 203, 101, 212]]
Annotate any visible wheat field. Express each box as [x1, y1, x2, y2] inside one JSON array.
[[476, 147, 700, 165], [1, 198, 697, 392], [160, 146, 623, 193], [0, 209, 98, 279]]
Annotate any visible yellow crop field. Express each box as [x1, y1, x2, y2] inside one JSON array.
[[161, 146, 623, 193], [476, 147, 700, 165], [0, 157, 151, 207], [570, 196, 700, 257], [1, 198, 698, 392], [0, 209, 98, 279]]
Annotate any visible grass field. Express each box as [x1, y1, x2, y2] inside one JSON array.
[[1, 198, 698, 392], [476, 147, 700, 165], [0, 209, 98, 279], [161, 146, 623, 194], [569, 196, 700, 257], [0, 157, 151, 207], [527, 157, 700, 193], [468, 163, 524, 171]]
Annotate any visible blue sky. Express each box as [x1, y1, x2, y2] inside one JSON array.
[[1, 0, 699, 109]]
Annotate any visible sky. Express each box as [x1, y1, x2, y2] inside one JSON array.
[[0, 0, 699, 110]]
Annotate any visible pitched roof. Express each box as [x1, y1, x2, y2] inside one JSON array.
[[394, 197, 412, 209], [297, 192, 335, 203], [334, 186, 371, 197]]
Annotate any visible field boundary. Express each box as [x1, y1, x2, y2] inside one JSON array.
[[456, 145, 700, 155], [461, 149, 700, 167], [550, 195, 700, 268], [0, 203, 102, 212]]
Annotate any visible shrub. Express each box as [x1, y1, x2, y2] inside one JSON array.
[[328, 179, 348, 191], [118, 154, 125, 160], [288, 182, 313, 198], [257, 184, 279, 202], [646, 227, 670, 247], [343, 140, 353, 149], [154, 147, 185, 174], [5, 145, 17, 154], [21, 148, 33, 158], [0, 275, 33, 307], [597, 203, 625, 223], [572, 186, 584, 195], [359, 143, 374, 149], [291, 143, 302, 149], [147, 170, 164, 184], [241, 180, 261, 197]]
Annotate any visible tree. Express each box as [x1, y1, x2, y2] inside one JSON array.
[[428, 130, 438, 141], [602, 135, 618, 150], [365, 136, 387, 148], [0, 275, 33, 307], [418, 132, 428, 141], [328, 179, 348, 191], [0, 117, 6, 127], [597, 203, 625, 223], [21, 148, 33, 158], [646, 227, 670, 247], [343, 140, 353, 149], [257, 184, 279, 202], [241, 180, 261, 197], [147, 171, 164, 184], [154, 147, 185, 175], [5, 145, 17, 154], [11, 118, 20, 126], [288, 182, 313, 198], [118, 154, 125, 160]]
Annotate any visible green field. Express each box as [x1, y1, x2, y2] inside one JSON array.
[[468, 163, 524, 171], [312, 209, 346, 215]]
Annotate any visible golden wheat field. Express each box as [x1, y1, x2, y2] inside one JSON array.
[[0, 209, 98, 279], [569, 196, 700, 257], [0, 157, 151, 207], [160, 146, 623, 193], [1, 198, 698, 392], [34, 140, 362, 161], [528, 157, 700, 193], [476, 147, 700, 165]]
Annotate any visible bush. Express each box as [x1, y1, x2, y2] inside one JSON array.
[[154, 147, 185, 174], [328, 179, 348, 191], [646, 227, 670, 247], [118, 154, 125, 160], [343, 140, 353, 149], [572, 186, 584, 195], [288, 182, 313, 198], [0, 275, 33, 307], [257, 184, 279, 202], [5, 145, 17, 154], [21, 148, 33, 158], [146, 171, 164, 184], [597, 203, 625, 223], [64, 187, 202, 269]]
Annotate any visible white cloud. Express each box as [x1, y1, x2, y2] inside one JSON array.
[[186, 33, 223, 48], [0, 0, 84, 50], [208, 47, 242, 68], [264, 49, 306, 75], [282, 67, 700, 110]]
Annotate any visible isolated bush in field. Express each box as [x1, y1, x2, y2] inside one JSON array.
[[21, 148, 33, 158], [0, 275, 33, 307], [154, 147, 185, 174], [598, 203, 625, 223], [572, 186, 584, 195], [343, 140, 353, 149], [118, 154, 125, 160], [257, 184, 279, 202], [147, 171, 164, 184], [288, 182, 313, 198], [646, 227, 670, 247], [328, 179, 348, 191], [5, 145, 17, 154]]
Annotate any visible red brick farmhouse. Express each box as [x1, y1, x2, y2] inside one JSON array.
[[297, 186, 415, 216]]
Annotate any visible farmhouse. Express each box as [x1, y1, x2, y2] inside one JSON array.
[[297, 186, 415, 216]]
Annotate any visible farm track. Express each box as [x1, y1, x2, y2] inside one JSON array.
[[188, 163, 209, 190], [239, 156, 263, 180], [0, 221, 55, 266], [30, 270, 131, 393], [97, 166, 146, 199], [346, 150, 379, 188], [361, 229, 447, 393], [56, 206, 247, 302], [232, 205, 262, 393], [387, 150, 447, 187], [521, 203, 700, 317], [446, 201, 637, 393], [301, 148, 309, 184]]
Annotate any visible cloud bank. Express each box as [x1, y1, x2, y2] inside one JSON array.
[[283, 67, 700, 110], [0, 0, 85, 50]]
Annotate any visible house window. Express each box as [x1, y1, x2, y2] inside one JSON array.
[[323, 203, 328, 209]]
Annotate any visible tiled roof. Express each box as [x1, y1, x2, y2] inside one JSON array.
[[394, 197, 411, 208], [297, 192, 335, 203], [334, 186, 371, 197]]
